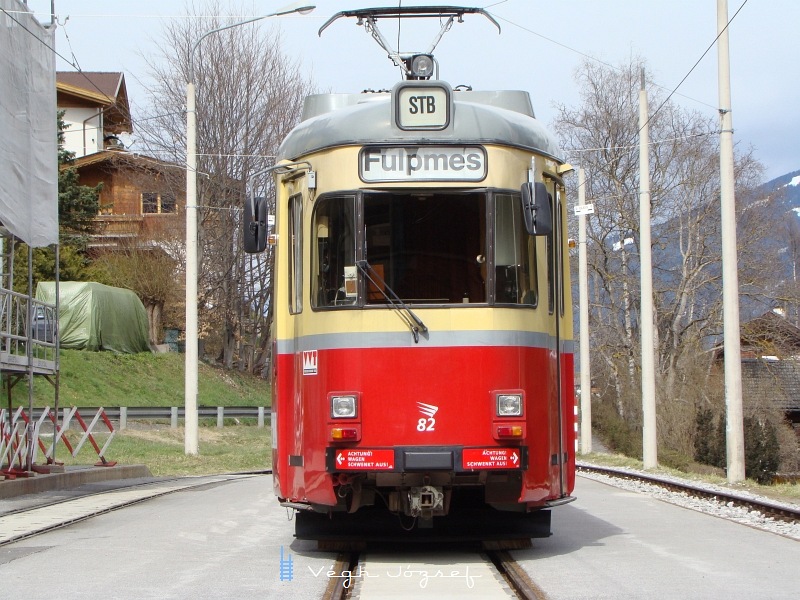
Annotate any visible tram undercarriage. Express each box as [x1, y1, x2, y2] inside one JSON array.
[[286, 467, 555, 543], [292, 482, 552, 543]]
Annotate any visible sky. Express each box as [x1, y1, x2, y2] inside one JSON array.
[[22, 0, 800, 182]]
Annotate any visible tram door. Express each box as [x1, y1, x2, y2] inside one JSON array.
[[284, 191, 304, 498], [286, 185, 325, 502], [544, 179, 570, 499]]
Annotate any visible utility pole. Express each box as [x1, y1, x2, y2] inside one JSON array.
[[578, 167, 592, 455], [717, 0, 745, 482], [639, 68, 657, 469]]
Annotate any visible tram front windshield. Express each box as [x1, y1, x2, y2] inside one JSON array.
[[312, 191, 537, 308]]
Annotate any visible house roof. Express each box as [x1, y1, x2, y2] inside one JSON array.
[[57, 72, 132, 135], [741, 311, 800, 357], [67, 150, 183, 175], [741, 358, 800, 411]]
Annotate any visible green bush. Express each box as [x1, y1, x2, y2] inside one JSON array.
[[592, 399, 642, 457], [744, 417, 780, 485], [693, 407, 715, 464], [694, 408, 781, 485]]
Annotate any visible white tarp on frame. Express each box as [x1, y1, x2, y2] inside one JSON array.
[[0, 0, 57, 247]]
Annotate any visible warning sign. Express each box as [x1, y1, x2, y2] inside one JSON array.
[[462, 448, 521, 470], [334, 449, 395, 471]]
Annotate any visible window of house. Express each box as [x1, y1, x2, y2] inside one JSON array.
[[141, 192, 177, 214], [142, 192, 159, 214], [161, 193, 176, 213]]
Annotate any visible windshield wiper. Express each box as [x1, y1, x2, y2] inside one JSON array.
[[356, 260, 428, 343]]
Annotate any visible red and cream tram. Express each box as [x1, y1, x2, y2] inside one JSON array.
[[245, 6, 575, 540]]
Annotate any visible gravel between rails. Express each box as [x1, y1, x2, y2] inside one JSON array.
[[578, 462, 800, 541]]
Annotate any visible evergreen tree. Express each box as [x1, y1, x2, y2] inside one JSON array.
[[694, 407, 715, 464], [711, 413, 727, 469], [744, 417, 780, 485]]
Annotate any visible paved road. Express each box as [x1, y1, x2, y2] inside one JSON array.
[[1, 474, 798, 599], [0, 475, 336, 599], [514, 476, 800, 599]]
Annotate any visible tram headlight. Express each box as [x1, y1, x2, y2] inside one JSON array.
[[496, 393, 523, 417], [409, 54, 435, 79], [331, 394, 358, 419]]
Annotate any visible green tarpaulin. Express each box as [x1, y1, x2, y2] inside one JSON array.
[[35, 282, 150, 353]]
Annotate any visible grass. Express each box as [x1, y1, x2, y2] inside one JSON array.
[[6, 349, 269, 409], [41, 424, 272, 477], [2, 349, 271, 476]]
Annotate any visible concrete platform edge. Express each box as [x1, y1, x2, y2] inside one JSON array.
[[0, 465, 153, 499]]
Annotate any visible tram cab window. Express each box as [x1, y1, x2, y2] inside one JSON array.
[[312, 195, 357, 307], [311, 190, 540, 308], [364, 192, 486, 304], [494, 193, 537, 306]]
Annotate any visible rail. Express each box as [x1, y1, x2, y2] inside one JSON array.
[[28, 406, 271, 429], [577, 462, 800, 523]]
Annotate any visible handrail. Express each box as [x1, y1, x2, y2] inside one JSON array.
[[0, 287, 57, 374]]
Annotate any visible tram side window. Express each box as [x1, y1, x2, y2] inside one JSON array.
[[556, 188, 565, 316], [546, 189, 557, 315], [312, 195, 357, 308], [494, 193, 537, 305], [289, 194, 303, 314]]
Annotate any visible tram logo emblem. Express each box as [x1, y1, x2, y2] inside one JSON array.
[[416, 402, 438, 432], [302, 350, 318, 376], [417, 402, 438, 418]]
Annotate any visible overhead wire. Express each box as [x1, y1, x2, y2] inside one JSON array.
[[11, 2, 752, 185], [481, 0, 750, 201]]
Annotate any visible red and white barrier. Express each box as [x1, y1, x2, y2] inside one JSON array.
[[1, 406, 117, 478]]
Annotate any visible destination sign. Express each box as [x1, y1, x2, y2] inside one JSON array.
[[359, 146, 487, 183]]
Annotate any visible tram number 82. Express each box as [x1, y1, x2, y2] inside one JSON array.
[[417, 418, 436, 432]]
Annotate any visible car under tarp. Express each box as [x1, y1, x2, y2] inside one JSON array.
[[35, 281, 151, 353]]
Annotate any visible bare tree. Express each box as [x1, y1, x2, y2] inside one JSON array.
[[92, 236, 182, 346], [557, 58, 770, 458], [135, 1, 314, 371]]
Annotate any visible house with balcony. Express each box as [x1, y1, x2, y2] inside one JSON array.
[[57, 72, 184, 249]]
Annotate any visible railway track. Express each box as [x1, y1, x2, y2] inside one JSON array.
[[577, 462, 800, 524], [324, 548, 547, 599]]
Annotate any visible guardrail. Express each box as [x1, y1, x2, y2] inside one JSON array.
[[29, 406, 272, 429]]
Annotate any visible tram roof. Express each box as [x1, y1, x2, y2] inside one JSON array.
[[277, 87, 562, 163]]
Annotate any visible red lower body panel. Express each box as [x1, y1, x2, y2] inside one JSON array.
[[272, 343, 574, 511]]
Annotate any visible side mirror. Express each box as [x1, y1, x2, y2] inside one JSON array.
[[243, 194, 267, 253], [521, 181, 552, 236]]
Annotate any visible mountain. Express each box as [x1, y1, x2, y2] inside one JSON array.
[[748, 169, 800, 319], [761, 169, 800, 214]]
